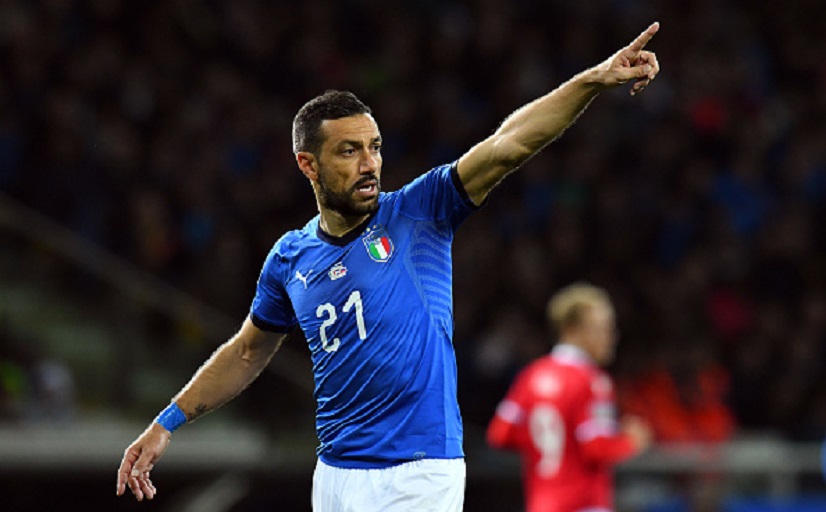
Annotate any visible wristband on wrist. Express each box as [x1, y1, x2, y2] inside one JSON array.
[[155, 402, 187, 433]]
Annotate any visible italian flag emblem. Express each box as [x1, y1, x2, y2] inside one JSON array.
[[363, 227, 394, 262]]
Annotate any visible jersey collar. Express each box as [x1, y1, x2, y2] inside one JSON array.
[[316, 208, 380, 247], [551, 343, 596, 367]]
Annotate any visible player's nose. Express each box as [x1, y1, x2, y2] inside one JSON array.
[[360, 149, 379, 173]]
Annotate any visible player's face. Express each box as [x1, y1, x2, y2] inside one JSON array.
[[580, 302, 618, 366], [314, 114, 383, 218]]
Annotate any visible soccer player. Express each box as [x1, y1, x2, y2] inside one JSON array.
[[487, 283, 653, 512], [116, 23, 661, 511]]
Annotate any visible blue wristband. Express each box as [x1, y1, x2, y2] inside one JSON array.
[[155, 402, 187, 433]]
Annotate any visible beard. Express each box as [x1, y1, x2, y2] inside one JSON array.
[[316, 169, 381, 218]]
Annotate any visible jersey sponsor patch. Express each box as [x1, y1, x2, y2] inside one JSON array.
[[363, 226, 394, 262], [329, 262, 348, 280]]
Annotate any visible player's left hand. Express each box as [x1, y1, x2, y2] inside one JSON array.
[[595, 22, 661, 96], [116, 423, 171, 501], [621, 414, 654, 452]]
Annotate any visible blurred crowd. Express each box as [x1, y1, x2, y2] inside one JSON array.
[[1, 0, 825, 441], [0, 316, 76, 423]]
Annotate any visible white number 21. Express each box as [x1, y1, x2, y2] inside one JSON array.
[[316, 290, 367, 353]]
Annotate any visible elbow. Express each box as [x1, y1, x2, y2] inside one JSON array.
[[232, 334, 265, 370], [239, 334, 281, 369], [491, 134, 536, 170], [239, 341, 269, 368], [233, 320, 282, 368]]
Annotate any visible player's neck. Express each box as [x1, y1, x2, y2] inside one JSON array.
[[318, 208, 371, 238], [557, 340, 597, 363]]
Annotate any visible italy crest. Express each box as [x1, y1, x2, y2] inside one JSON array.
[[363, 227, 394, 262]]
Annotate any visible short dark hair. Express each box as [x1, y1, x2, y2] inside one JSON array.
[[292, 90, 372, 155]]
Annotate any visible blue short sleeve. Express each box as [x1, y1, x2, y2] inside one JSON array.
[[250, 243, 297, 333], [396, 161, 481, 231]]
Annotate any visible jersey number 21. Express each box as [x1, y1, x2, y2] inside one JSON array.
[[316, 290, 367, 352]]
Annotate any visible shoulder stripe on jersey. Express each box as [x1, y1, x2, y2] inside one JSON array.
[[575, 418, 618, 442], [496, 400, 525, 424]]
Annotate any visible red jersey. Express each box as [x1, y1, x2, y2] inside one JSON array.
[[487, 344, 637, 512]]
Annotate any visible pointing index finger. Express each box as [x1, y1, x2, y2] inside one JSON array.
[[628, 22, 660, 53]]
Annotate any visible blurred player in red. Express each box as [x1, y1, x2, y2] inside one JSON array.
[[487, 283, 652, 512]]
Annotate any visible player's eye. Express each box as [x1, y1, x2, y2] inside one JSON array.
[[342, 148, 356, 156], [371, 144, 382, 153]]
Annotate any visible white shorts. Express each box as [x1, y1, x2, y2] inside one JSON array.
[[311, 458, 466, 512]]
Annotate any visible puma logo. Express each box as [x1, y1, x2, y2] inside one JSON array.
[[295, 270, 312, 289]]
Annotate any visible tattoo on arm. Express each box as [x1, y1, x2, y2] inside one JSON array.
[[187, 403, 208, 421]]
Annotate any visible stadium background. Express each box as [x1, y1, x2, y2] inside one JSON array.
[[0, 0, 824, 510]]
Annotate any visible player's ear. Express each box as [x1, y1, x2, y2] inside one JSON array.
[[296, 152, 319, 182]]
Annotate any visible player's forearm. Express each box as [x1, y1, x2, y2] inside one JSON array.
[[580, 434, 638, 465], [491, 23, 660, 161], [492, 68, 605, 166], [172, 323, 281, 422], [458, 67, 606, 204]]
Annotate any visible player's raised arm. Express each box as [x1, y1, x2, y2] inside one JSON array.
[[116, 317, 287, 501], [457, 22, 660, 205]]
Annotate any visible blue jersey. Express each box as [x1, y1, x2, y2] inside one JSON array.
[[250, 162, 479, 469]]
